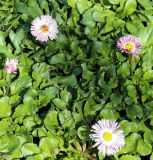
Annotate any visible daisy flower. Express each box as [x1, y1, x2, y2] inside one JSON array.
[[5, 58, 18, 74], [117, 35, 141, 55], [90, 119, 125, 156], [31, 15, 58, 42]]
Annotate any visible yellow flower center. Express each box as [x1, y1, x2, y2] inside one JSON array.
[[125, 43, 134, 51], [40, 24, 49, 32], [103, 131, 113, 142]]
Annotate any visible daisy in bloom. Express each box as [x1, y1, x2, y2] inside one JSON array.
[[31, 15, 58, 42], [5, 58, 18, 74], [117, 35, 141, 55], [90, 119, 125, 156]]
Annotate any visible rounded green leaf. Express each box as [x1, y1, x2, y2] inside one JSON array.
[[39, 137, 57, 157], [52, 98, 66, 110], [120, 120, 138, 136], [108, 0, 120, 4], [127, 105, 143, 119], [137, 139, 152, 156], [124, 0, 137, 15], [60, 89, 72, 103], [49, 53, 66, 64], [117, 62, 130, 78], [21, 143, 41, 157], [119, 155, 140, 160], [67, 0, 77, 8], [120, 133, 141, 154], [0, 135, 20, 153], [0, 97, 11, 118], [99, 108, 120, 119], [77, 126, 89, 140], [26, 154, 44, 160], [44, 111, 59, 130]]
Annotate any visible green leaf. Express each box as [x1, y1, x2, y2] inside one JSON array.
[[127, 105, 143, 119], [0, 32, 6, 47], [26, 154, 44, 160], [0, 32, 7, 54], [120, 120, 138, 136], [138, 25, 153, 47], [81, 8, 95, 27], [0, 118, 12, 136], [38, 0, 49, 14], [119, 155, 141, 160], [44, 111, 59, 130], [110, 93, 122, 107], [99, 108, 120, 119], [77, 126, 89, 141], [132, 68, 142, 84], [120, 133, 141, 154], [0, 97, 11, 118], [59, 110, 75, 129], [7, 148, 22, 160], [13, 97, 35, 118], [49, 53, 66, 64], [92, 10, 115, 23], [21, 143, 41, 157], [16, 2, 28, 14], [58, 75, 77, 87], [143, 70, 153, 81], [39, 136, 59, 157], [84, 26, 97, 37], [93, 41, 111, 57], [18, 54, 33, 76], [81, 63, 93, 80], [151, 153, 153, 160], [98, 152, 105, 160], [25, 88, 38, 99], [9, 29, 25, 54], [39, 87, 59, 106], [23, 116, 36, 131], [116, 52, 126, 62], [32, 62, 50, 87], [127, 85, 137, 103], [0, 135, 20, 153], [76, 0, 92, 14], [67, 0, 78, 8], [124, 0, 137, 15], [27, 0, 43, 18], [137, 0, 152, 9], [126, 22, 139, 35], [137, 139, 152, 156], [38, 127, 47, 137], [52, 98, 67, 110], [10, 76, 32, 95], [84, 98, 102, 117], [108, 0, 120, 4], [117, 62, 130, 78], [60, 89, 72, 103], [144, 130, 153, 143]]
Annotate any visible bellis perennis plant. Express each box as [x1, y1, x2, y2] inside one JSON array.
[[5, 58, 18, 74], [31, 15, 58, 43], [90, 119, 125, 156], [117, 35, 141, 55]]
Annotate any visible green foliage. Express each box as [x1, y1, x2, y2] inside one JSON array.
[[0, 0, 153, 159]]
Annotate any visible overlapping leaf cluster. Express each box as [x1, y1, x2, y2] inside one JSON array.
[[0, 0, 153, 159]]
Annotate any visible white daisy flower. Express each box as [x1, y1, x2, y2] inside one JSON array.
[[90, 119, 125, 156], [117, 35, 141, 55], [5, 58, 18, 74], [31, 15, 58, 42]]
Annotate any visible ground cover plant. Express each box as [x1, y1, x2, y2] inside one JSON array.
[[0, 0, 153, 159]]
